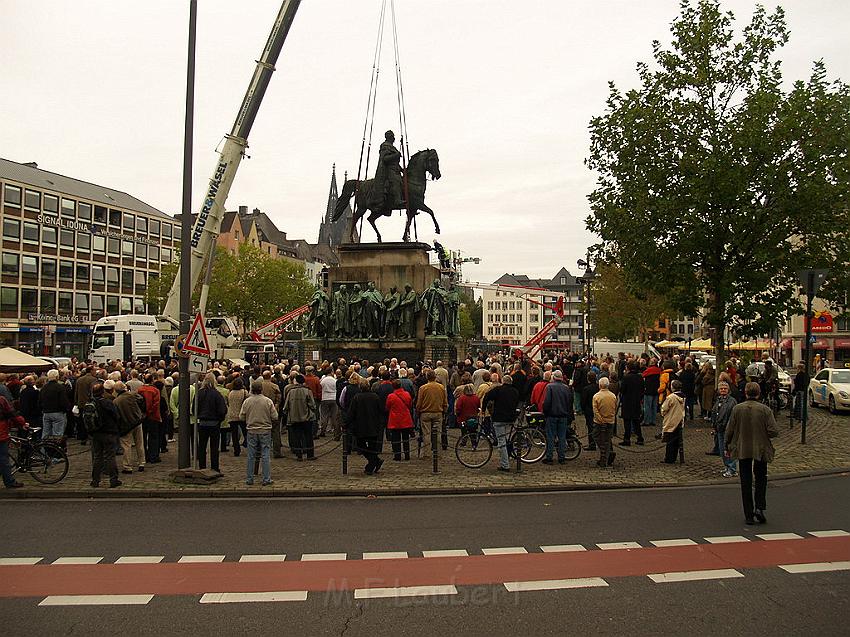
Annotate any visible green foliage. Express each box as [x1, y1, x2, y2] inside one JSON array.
[[456, 288, 482, 340], [586, 0, 850, 361], [207, 244, 314, 332], [591, 262, 673, 341], [144, 253, 179, 315]]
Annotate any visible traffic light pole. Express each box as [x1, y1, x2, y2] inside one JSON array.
[[801, 272, 814, 445]]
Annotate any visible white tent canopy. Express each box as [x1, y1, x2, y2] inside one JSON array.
[[0, 347, 52, 373]]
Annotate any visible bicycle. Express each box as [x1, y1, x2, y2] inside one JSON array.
[[8, 428, 70, 484]]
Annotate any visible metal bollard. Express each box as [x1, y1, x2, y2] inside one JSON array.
[[342, 431, 349, 475], [431, 428, 439, 474], [678, 426, 685, 464], [515, 433, 522, 473]]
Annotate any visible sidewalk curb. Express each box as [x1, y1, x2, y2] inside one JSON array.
[[2, 467, 848, 500]]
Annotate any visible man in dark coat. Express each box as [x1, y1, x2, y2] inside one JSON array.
[[345, 379, 384, 475], [618, 361, 645, 446], [580, 372, 599, 450], [90, 383, 121, 488]]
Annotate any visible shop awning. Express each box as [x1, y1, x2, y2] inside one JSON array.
[[688, 338, 713, 350], [728, 339, 774, 351], [0, 347, 52, 373], [653, 340, 677, 348], [780, 338, 793, 349], [813, 339, 830, 350], [834, 339, 850, 349]]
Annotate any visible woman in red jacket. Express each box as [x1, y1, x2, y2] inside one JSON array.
[[385, 380, 414, 461], [454, 384, 481, 426]]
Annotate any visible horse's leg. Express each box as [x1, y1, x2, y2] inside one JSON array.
[[402, 212, 412, 242], [368, 210, 382, 243], [419, 202, 440, 234]]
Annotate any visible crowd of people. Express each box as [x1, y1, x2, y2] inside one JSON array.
[[0, 348, 783, 522]]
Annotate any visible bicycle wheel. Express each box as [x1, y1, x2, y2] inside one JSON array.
[[28, 442, 69, 484], [455, 431, 493, 469], [510, 429, 545, 464], [563, 434, 582, 461]]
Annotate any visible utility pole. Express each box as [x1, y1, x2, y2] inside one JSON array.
[[178, 0, 197, 470], [799, 269, 829, 445]]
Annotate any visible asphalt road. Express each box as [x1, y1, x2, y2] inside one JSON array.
[[2, 474, 848, 636]]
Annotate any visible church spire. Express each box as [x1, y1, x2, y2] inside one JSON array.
[[324, 163, 338, 224]]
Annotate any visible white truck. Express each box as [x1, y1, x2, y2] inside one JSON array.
[[88, 0, 302, 363], [593, 341, 661, 360], [89, 315, 161, 363]]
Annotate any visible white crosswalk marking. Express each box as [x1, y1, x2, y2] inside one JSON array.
[[504, 578, 608, 592], [779, 561, 850, 574], [422, 549, 469, 558], [597, 542, 642, 550], [648, 569, 744, 583], [178, 555, 225, 563], [51, 557, 103, 565], [807, 530, 849, 538], [756, 533, 804, 541], [354, 585, 457, 599], [300, 553, 347, 561], [362, 552, 408, 560], [650, 539, 697, 547], [39, 595, 153, 606], [200, 591, 307, 603], [704, 536, 750, 544], [238, 555, 287, 562], [0, 557, 42, 565], [481, 547, 528, 555], [540, 545, 587, 552], [115, 556, 164, 564]]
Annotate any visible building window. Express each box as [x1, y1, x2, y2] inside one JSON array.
[[93, 234, 106, 254], [0, 287, 18, 313], [149, 245, 159, 261], [124, 214, 135, 232], [58, 291, 73, 313], [21, 255, 38, 277], [518, 326, 523, 335], [487, 314, 493, 322], [42, 226, 57, 247], [108, 237, 120, 255], [136, 216, 147, 234], [41, 258, 56, 284], [495, 326, 501, 336], [121, 269, 133, 290], [135, 242, 147, 259], [150, 219, 160, 235], [837, 316, 850, 332], [24, 189, 41, 210], [22, 221, 39, 243], [44, 194, 59, 213], [688, 323, 694, 334], [2, 253, 19, 275], [61, 198, 76, 217], [40, 289, 56, 314], [106, 267, 119, 289], [78, 202, 92, 221], [487, 327, 493, 336], [21, 288, 38, 313], [163, 223, 172, 239], [59, 260, 73, 281], [509, 301, 515, 310], [517, 301, 523, 310], [120, 297, 132, 313], [162, 247, 172, 262], [91, 265, 105, 284], [134, 271, 146, 287], [2, 218, 20, 240], [560, 277, 566, 285], [487, 301, 493, 310], [77, 232, 91, 252], [90, 294, 104, 319], [107, 295, 119, 314], [75, 293, 88, 315], [76, 263, 89, 285], [133, 298, 145, 313], [3, 184, 22, 206], [109, 209, 122, 226], [530, 313, 538, 323], [60, 229, 74, 249], [122, 240, 133, 257], [94, 205, 107, 224]]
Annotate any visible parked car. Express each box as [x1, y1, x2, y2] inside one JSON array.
[[38, 356, 72, 369], [809, 368, 850, 414]]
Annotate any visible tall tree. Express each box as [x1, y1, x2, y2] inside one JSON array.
[[586, 0, 850, 365], [591, 262, 673, 342]]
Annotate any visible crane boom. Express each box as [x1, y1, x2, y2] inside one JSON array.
[[162, 0, 302, 321]]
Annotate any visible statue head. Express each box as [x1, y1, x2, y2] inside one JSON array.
[[390, 286, 397, 293], [353, 284, 361, 292], [385, 130, 395, 142], [368, 282, 375, 291], [405, 284, 412, 292], [339, 284, 347, 293], [432, 279, 441, 288]]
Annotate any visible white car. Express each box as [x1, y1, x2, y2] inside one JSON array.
[[809, 368, 850, 414]]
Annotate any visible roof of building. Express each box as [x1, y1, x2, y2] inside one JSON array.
[[0, 157, 171, 219], [493, 268, 581, 290]]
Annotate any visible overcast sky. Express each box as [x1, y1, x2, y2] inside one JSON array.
[[2, 0, 848, 286]]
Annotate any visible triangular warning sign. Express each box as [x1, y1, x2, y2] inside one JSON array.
[[183, 312, 211, 356]]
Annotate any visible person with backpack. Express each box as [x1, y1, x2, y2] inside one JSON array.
[[85, 383, 121, 488]]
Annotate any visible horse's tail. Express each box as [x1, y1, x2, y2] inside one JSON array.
[[332, 180, 358, 221]]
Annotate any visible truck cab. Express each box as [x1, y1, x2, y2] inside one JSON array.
[[89, 315, 160, 363]]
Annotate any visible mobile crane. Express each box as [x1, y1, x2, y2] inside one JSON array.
[[90, 1, 302, 363]]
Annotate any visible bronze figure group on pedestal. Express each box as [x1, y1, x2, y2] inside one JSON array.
[[304, 279, 461, 340]]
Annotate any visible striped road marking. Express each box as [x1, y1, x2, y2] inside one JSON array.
[[422, 549, 469, 558], [362, 552, 408, 560], [704, 536, 750, 544], [51, 557, 103, 565], [354, 585, 457, 599], [540, 545, 587, 552], [756, 533, 804, 541], [0, 558, 42, 565], [808, 530, 850, 538], [648, 569, 744, 583], [300, 553, 347, 561], [597, 542, 642, 550], [178, 555, 226, 563], [481, 547, 528, 555], [504, 577, 608, 592], [650, 539, 697, 548], [39, 595, 153, 606], [200, 591, 307, 603], [115, 556, 164, 564], [779, 561, 850, 574], [238, 555, 287, 563]]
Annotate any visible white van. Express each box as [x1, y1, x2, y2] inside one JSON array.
[[89, 315, 161, 363], [593, 341, 661, 360]]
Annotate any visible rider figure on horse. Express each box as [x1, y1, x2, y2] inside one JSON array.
[[375, 130, 404, 211]]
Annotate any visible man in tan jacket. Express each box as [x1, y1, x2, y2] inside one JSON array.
[[592, 377, 617, 468], [415, 370, 448, 454]]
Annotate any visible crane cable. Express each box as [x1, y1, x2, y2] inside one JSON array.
[[389, 0, 415, 241]]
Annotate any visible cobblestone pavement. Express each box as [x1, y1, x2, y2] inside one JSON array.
[[5, 407, 848, 497]]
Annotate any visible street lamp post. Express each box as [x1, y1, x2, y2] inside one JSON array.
[[577, 256, 595, 356]]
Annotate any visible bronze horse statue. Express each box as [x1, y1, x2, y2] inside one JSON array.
[[332, 148, 441, 243]]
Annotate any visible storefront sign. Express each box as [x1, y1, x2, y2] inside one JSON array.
[[804, 310, 834, 333], [834, 339, 850, 349], [812, 338, 830, 349], [28, 313, 87, 324], [91, 226, 159, 246], [36, 214, 159, 246]]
